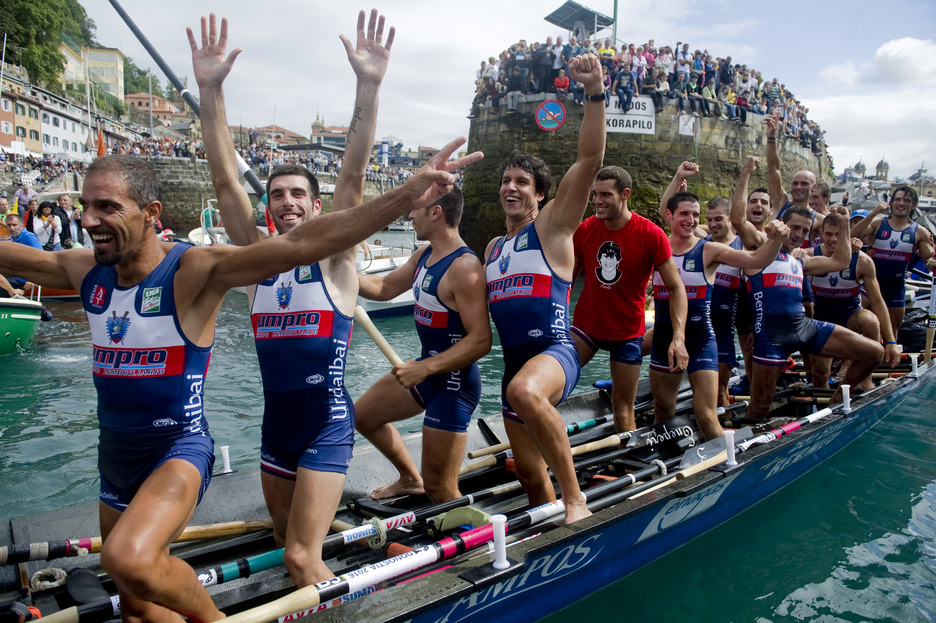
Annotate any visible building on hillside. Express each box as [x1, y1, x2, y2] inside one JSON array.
[[310, 114, 349, 151], [35, 86, 91, 161], [84, 47, 127, 98], [256, 124, 307, 147], [418, 146, 440, 167], [125, 93, 181, 124], [3, 78, 43, 157]]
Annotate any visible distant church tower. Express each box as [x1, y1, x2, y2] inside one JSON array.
[[876, 158, 889, 181], [310, 112, 325, 140], [854, 160, 866, 178]]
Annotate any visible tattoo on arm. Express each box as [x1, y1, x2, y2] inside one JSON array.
[[347, 106, 363, 138]]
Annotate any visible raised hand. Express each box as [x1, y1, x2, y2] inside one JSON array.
[[764, 114, 779, 138], [187, 14, 241, 89], [568, 53, 603, 91], [676, 161, 699, 179], [403, 137, 483, 210], [340, 9, 395, 86], [743, 155, 761, 173], [765, 219, 790, 243]]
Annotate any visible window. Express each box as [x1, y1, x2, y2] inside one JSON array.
[[29, 129, 39, 140], [89, 66, 116, 78], [42, 113, 50, 123], [28, 108, 39, 119], [43, 133, 50, 144], [72, 142, 78, 151], [15, 126, 25, 137], [53, 137, 59, 147], [15, 103, 25, 115], [71, 122, 76, 132], [53, 117, 60, 127], [1, 99, 11, 112], [1, 121, 12, 134], [87, 51, 116, 62]]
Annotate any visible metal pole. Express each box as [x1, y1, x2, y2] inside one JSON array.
[[613, 0, 618, 47], [148, 71, 154, 140]]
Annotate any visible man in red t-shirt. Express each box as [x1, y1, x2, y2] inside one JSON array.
[[572, 165, 688, 432]]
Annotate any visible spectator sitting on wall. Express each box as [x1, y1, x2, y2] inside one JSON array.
[[643, 67, 663, 113], [554, 68, 571, 98], [687, 74, 711, 117], [612, 62, 638, 111], [671, 72, 692, 114], [504, 65, 525, 113], [735, 89, 751, 125], [700, 79, 721, 117]]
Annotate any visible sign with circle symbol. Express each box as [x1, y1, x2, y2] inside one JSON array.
[[535, 100, 566, 131]]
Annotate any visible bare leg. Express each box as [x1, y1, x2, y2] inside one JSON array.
[[739, 332, 754, 382], [505, 354, 590, 524], [420, 427, 468, 503], [354, 373, 425, 499], [99, 460, 223, 623], [848, 309, 882, 391], [811, 354, 834, 390], [820, 326, 884, 404], [649, 368, 682, 422], [610, 360, 641, 432], [688, 369, 724, 440], [716, 363, 732, 407], [746, 362, 782, 419], [264, 468, 345, 587], [888, 306, 905, 337]]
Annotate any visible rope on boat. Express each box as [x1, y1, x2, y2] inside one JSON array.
[[364, 517, 388, 550], [651, 459, 668, 477], [30, 567, 66, 591]]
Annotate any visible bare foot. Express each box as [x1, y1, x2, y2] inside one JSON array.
[[830, 388, 843, 405], [856, 378, 875, 392], [563, 499, 592, 524], [371, 478, 425, 500]]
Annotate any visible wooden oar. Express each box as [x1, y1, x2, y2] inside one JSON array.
[[0, 520, 272, 566], [926, 271, 936, 363], [354, 305, 404, 366]]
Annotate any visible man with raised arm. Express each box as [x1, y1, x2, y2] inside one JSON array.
[[191, 11, 423, 586], [485, 53, 604, 524], [765, 114, 819, 243], [805, 213, 900, 390], [651, 191, 788, 440], [743, 205, 884, 419], [0, 149, 474, 622], [355, 187, 491, 503], [571, 165, 688, 434], [850, 186, 935, 334]]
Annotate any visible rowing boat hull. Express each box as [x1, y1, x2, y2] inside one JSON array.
[[0, 298, 44, 355]]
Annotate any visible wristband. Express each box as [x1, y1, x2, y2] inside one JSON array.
[[767, 137, 776, 143], [586, 92, 606, 101], [885, 341, 896, 345]]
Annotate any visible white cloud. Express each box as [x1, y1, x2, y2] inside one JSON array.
[[818, 60, 864, 86], [871, 37, 936, 85]]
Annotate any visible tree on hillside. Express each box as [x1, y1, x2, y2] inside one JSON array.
[[3, 0, 68, 86], [124, 58, 167, 98], [63, 0, 96, 46]]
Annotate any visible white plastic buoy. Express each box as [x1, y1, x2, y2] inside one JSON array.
[[492, 514, 509, 570], [724, 429, 738, 467], [220, 445, 233, 474], [841, 384, 852, 414], [910, 353, 919, 378]]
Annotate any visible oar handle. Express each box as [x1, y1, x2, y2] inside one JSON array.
[[176, 519, 273, 543], [569, 433, 622, 457], [354, 305, 404, 366], [458, 453, 501, 475], [467, 441, 511, 459]]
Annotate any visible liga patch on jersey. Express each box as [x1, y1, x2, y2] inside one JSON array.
[[141, 287, 161, 313]]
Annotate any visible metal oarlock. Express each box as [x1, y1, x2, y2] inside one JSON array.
[[910, 353, 919, 378], [492, 514, 509, 570], [724, 429, 738, 467], [220, 445, 233, 474], [841, 384, 852, 414]]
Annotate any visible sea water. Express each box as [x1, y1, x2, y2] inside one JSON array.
[[2, 228, 935, 621]]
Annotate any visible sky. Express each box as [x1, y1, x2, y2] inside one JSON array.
[[81, 0, 936, 181]]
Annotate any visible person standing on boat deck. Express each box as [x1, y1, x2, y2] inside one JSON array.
[[485, 52, 605, 525], [744, 205, 884, 419], [850, 186, 934, 333], [571, 165, 688, 434], [192, 11, 399, 585], [0, 152, 471, 623], [355, 188, 491, 503], [651, 191, 788, 440], [803, 213, 900, 390], [765, 114, 820, 246]]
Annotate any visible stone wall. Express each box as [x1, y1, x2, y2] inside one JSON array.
[[459, 95, 829, 255]]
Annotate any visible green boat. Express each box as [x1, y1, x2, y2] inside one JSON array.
[[0, 297, 47, 355]]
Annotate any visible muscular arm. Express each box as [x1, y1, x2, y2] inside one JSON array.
[[0, 272, 23, 296], [537, 54, 606, 241], [392, 256, 492, 388], [804, 211, 852, 275], [189, 15, 261, 247], [709, 221, 787, 270], [916, 225, 935, 261], [858, 252, 897, 345], [849, 204, 885, 244], [0, 244, 95, 290], [731, 156, 767, 249], [357, 246, 424, 301], [656, 257, 689, 371], [658, 162, 697, 220], [765, 115, 788, 217]]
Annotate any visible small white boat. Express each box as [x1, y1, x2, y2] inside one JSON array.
[[386, 220, 414, 232]]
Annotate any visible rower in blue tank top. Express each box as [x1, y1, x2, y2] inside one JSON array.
[[809, 250, 861, 327], [83, 241, 214, 509]]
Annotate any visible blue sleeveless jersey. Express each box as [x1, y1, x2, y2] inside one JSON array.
[[250, 263, 353, 397], [413, 246, 475, 358], [81, 242, 212, 440], [746, 249, 805, 318], [810, 251, 861, 318], [709, 236, 744, 318], [486, 222, 573, 352], [867, 218, 918, 285], [653, 238, 713, 334]]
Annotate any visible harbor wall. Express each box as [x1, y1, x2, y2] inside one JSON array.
[[459, 96, 829, 255]]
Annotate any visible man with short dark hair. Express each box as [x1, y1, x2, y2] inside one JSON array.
[[572, 165, 687, 433], [355, 187, 491, 503], [0, 150, 469, 623], [485, 53, 604, 524], [851, 186, 935, 332]]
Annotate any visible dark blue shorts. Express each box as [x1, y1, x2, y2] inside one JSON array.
[[711, 308, 738, 366], [260, 388, 354, 478], [802, 278, 815, 303], [649, 322, 718, 374], [571, 326, 643, 365], [878, 280, 907, 308], [735, 289, 754, 335], [99, 428, 214, 511], [753, 314, 836, 366], [502, 341, 580, 423], [410, 361, 481, 433], [814, 304, 861, 328]]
